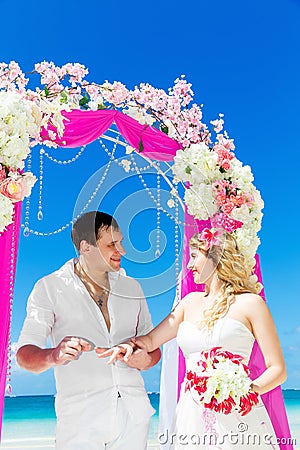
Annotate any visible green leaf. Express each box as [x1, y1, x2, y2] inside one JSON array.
[[97, 103, 107, 110], [60, 91, 68, 104], [79, 95, 89, 107], [160, 123, 169, 134], [138, 140, 144, 153], [44, 87, 50, 97], [185, 166, 192, 174]]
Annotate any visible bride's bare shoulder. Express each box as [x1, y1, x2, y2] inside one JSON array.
[[235, 292, 265, 306]]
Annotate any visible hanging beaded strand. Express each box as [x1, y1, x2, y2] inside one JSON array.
[[98, 137, 152, 173], [22, 139, 117, 237], [155, 163, 161, 258], [129, 153, 189, 227], [23, 145, 89, 236], [23, 150, 32, 237], [43, 145, 87, 165], [5, 207, 17, 395], [174, 182, 180, 301], [37, 148, 44, 221]]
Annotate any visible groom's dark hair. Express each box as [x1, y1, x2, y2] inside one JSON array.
[[71, 211, 119, 251]]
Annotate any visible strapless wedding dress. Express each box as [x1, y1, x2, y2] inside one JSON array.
[[171, 318, 279, 449]]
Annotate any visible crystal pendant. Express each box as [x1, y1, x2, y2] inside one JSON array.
[[23, 227, 30, 237], [37, 210, 43, 221], [5, 384, 12, 395]]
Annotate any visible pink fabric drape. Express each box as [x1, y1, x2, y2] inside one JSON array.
[[178, 211, 293, 450], [41, 109, 181, 161], [0, 202, 22, 437]]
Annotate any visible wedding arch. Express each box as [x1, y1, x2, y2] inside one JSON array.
[[0, 61, 293, 449]]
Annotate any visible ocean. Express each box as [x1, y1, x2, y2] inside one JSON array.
[[0, 391, 299, 449]]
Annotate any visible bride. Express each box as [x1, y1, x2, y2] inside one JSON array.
[[96, 228, 286, 449]]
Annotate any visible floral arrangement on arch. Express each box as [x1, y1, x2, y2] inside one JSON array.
[[0, 60, 263, 273]]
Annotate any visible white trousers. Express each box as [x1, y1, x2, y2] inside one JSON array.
[[55, 395, 150, 450]]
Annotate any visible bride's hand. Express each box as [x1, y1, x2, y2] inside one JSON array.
[[95, 342, 134, 364]]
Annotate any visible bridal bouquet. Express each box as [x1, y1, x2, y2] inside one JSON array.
[[185, 346, 259, 416]]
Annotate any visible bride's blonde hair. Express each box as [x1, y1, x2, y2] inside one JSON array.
[[189, 231, 259, 329]]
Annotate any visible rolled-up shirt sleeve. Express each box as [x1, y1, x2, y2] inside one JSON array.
[[17, 278, 55, 350]]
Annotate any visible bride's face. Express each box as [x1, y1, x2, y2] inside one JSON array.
[[188, 247, 216, 284]]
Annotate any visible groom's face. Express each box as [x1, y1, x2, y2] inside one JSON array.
[[81, 226, 126, 272], [96, 226, 126, 271]]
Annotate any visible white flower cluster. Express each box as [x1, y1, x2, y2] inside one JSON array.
[[0, 91, 39, 170], [39, 97, 70, 141], [122, 104, 156, 126], [173, 143, 264, 270], [201, 356, 252, 405], [0, 91, 39, 233]]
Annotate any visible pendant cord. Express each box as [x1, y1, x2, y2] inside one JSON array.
[[75, 261, 110, 308]]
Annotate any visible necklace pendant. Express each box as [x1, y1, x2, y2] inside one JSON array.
[[95, 290, 108, 308], [95, 297, 103, 308]]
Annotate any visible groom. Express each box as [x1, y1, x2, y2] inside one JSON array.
[[16, 211, 161, 450]]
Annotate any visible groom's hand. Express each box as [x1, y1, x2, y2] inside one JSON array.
[[51, 336, 92, 365]]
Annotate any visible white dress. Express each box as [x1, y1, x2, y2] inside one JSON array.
[[171, 318, 279, 449]]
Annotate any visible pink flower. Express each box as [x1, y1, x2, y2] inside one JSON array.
[[216, 133, 235, 151], [211, 212, 243, 233], [102, 81, 129, 106], [198, 228, 224, 250], [230, 194, 245, 207], [221, 159, 231, 170], [210, 118, 224, 133], [0, 177, 27, 202], [213, 143, 234, 170]]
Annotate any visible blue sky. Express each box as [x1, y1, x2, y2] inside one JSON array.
[[1, 0, 300, 394]]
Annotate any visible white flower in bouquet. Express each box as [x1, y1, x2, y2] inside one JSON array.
[[202, 356, 251, 405]]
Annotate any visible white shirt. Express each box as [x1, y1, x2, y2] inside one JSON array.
[[18, 259, 155, 425]]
